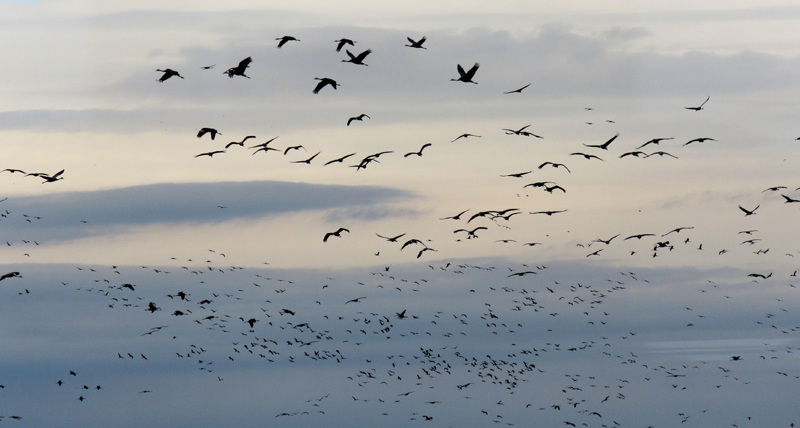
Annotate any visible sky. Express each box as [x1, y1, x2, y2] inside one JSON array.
[[0, 1, 799, 427]]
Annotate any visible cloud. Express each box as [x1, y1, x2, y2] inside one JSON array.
[[1, 180, 413, 241], [5, 24, 800, 134]]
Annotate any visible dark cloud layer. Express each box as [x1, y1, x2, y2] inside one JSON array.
[[1, 180, 412, 241]]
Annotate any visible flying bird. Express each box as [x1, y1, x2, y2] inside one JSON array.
[[685, 96, 710, 111], [637, 138, 673, 150], [343, 49, 371, 66], [645, 151, 678, 159], [324, 153, 356, 166], [584, 133, 618, 150], [503, 125, 542, 138], [276, 36, 300, 48], [376, 233, 406, 242], [619, 151, 646, 158], [538, 162, 570, 173], [0, 271, 20, 281], [291, 151, 321, 164], [347, 114, 370, 126], [404, 143, 432, 157], [451, 133, 481, 142], [405, 36, 427, 49], [195, 150, 225, 158], [530, 210, 568, 216], [323, 228, 350, 242], [440, 209, 469, 220], [451, 63, 479, 84], [454, 227, 488, 239], [739, 205, 759, 216], [41, 169, 65, 183], [570, 152, 604, 161], [197, 128, 221, 140], [313, 78, 339, 94], [283, 145, 306, 155], [156, 69, 183, 82], [501, 171, 532, 178], [503, 83, 531, 94], [225, 135, 256, 149], [683, 137, 716, 146], [224, 57, 252, 78], [334, 38, 355, 52]]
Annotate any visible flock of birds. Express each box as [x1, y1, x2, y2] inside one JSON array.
[[1, 32, 799, 428]]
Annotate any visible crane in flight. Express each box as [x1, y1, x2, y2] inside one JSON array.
[[451, 63, 479, 84]]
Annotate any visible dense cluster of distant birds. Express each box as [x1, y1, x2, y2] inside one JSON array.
[[1, 32, 799, 428]]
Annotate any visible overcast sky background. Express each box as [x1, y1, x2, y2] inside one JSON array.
[[0, 1, 798, 427]]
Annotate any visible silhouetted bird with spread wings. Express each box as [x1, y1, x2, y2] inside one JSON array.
[[685, 96, 710, 111], [156, 69, 183, 82], [584, 133, 618, 150], [451, 133, 481, 142], [323, 228, 350, 242], [343, 49, 371, 66], [291, 151, 321, 164], [503, 83, 531, 94], [347, 114, 370, 126], [503, 125, 542, 138], [324, 153, 356, 166], [451, 63, 479, 84], [224, 57, 252, 78], [335, 38, 355, 52], [538, 162, 570, 173], [405, 36, 427, 49], [404, 143, 432, 157], [197, 128, 221, 140], [313, 78, 339, 94], [225, 136, 256, 149], [276, 36, 300, 48]]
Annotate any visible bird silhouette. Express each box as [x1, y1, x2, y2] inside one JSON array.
[[570, 152, 604, 161], [376, 233, 406, 242], [530, 210, 568, 216], [451, 133, 481, 142], [156, 69, 183, 82], [404, 143, 432, 157], [323, 228, 350, 242], [405, 36, 427, 49], [584, 133, 618, 150], [440, 209, 469, 220], [454, 227, 488, 239], [224, 57, 252, 78], [637, 138, 673, 150], [645, 151, 678, 159], [283, 145, 305, 155], [685, 96, 710, 111], [324, 153, 356, 166], [335, 38, 355, 52], [347, 114, 370, 126], [276, 36, 300, 48], [538, 162, 570, 173], [501, 171, 532, 178], [195, 150, 225, 158], [313, 78, 339, 94], [503, 125, 542, 138], [291, 151, 321, 164], [197, 128, 221, 140], [683, 137, 716, 146], [343, 49, 371, 66], [739, 205, 759, 216], [225, 136, 256, 149], [451, 63, 479, 84], [503, 83, 531, 94]]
